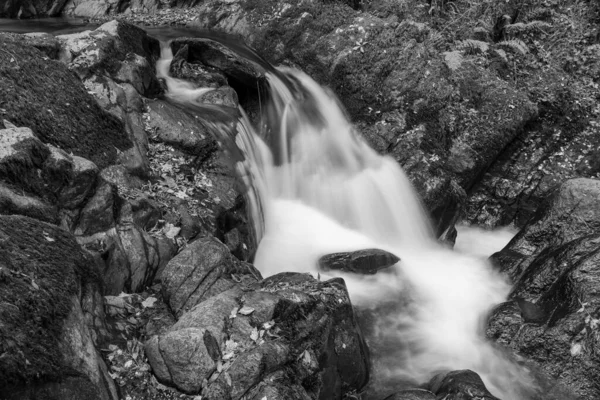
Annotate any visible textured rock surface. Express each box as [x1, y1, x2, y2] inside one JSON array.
[[0, 215, 117, 399], [0, 34, 129, 169], [427, 370, 499, 400], [487, 178, 600, 400], [146, 273, 369, 399], [319, 248, 399, 274]]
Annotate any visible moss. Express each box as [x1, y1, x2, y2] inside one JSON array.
[[0, 35, 130, 169], [0, 215, 100, 387]]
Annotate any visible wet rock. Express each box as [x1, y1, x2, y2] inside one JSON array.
[[0, 33, 129, 169], [74, 180, 117, 236], [62, 0, 158, 17], [161, 236, 258, 315], [383, 389, 437, 400], [146, 99, 217, 156], [428, 370, 499, 400], [0, 215, 117, 399], [170, 44, 229, 88], [171, 38, 264, 89], [487, 178, 600, 399], [319, 248, 399, 274]]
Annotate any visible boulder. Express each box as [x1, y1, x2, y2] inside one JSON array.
[[62, 0, 159, 17], [57, 20, 161, 97], [319, 248, 399, 274], [0, 33, 129, 169], [487, 178, 600, 399], [428, 370, 499, 400], [0, 215, 117, 400], [146, 273, 369, 399], [161, 236, 260, 316], [146, 98, 217, 156]]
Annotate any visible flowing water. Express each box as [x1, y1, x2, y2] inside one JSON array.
[[157, 37, 537, 399]]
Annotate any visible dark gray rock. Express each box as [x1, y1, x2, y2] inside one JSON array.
[[319, 248, 399, 274], [383, 389, 436, 400], [487, 178, 600, 399], [428, 370, 499, 400]]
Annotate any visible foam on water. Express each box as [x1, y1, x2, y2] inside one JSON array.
[[157, 41, 537, 399]]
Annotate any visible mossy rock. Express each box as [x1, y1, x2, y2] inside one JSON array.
[[0, 34, 130, 169]]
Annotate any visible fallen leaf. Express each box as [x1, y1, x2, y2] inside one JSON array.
[[217, 360, 223, 372], [223, 352, 234, 360], [229, 307, 238, 319], [262, 320, 275, 330], [142, 296, 157, 308], [250, 327, 259, 342], [124, 360, 133, 369], [31, 280, 39, 290], [238, 306, 255, 315], [163, 223, 181, 239], [224, 372, 232, 387]]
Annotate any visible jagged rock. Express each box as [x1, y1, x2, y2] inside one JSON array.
[[319, 248, 399, 274], [171, 38, 264, 88], [74, 180, 117, 236], [57, 20, 161, 97], [170, 44, 229, 88], [428, 370, 499, 400], [160, 236, 260, 316], [383, 389, 437, 400], [146, 273, 369, 399], [487, 178, 600, 399], [0, 215, 117, 400], [146, 98, 217, 155], [0, 33, 129, 169], [62, 0, 159, 17]]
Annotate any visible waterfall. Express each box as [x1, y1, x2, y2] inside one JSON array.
[[156, 39, 537, 400]]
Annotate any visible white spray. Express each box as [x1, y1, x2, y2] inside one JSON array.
[[156, 41, 536, 399]]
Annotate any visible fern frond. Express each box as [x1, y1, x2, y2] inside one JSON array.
[[443, 50, 463, 71], [428, 30, 446, 50], [455, 39, 489, 54], [492, 48, 508, 63], [526, 7, 553, 22], [497, 39, 528, 55], [504, 21, 552, 34]]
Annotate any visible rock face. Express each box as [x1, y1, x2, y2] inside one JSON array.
[[0, 0, 67, 18], [427, 370, 499, 400], [0, 215, 117, 400], [146, 272, 369, 399], [319, 249, 399, 274], [0, 33, 130, 169], [487, 178, 600, 399]]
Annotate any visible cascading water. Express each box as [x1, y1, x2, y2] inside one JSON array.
[[156, 38, 538, 399]]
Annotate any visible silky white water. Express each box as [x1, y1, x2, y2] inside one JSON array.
[[157, 41, 537, 399]]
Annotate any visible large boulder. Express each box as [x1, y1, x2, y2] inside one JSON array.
[[0, 215, 117, 400], [188, 0, 537, 235], [146, 272, 369, 399], [487, 178, 600, 399], [0, 33, 130, 169], [160, 236, 260, 316]]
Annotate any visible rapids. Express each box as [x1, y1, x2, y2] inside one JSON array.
[[156, 38, 537, 399]]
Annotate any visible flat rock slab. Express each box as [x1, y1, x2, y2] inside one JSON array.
[[318, 248, 399, 274]]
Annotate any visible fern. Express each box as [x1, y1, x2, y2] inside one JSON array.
[[456, 39, 489, 54], [497, 39, 529, 55], [492, 48, 508, 63], [526, 7, 554, 22], [504, 21, 552, 35], [428, 30, 446, 50], [443, 50, 464, 71]]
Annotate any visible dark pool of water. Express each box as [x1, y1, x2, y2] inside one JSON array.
[[0, 17, 98, 34]]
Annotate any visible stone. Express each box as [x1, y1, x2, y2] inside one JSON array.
[[319, 248, 399, 274], [0, 215, 116, 399], [0, 183, 58, 223], [0, 33, 129, 169], [487, 178, 600, 399], [428, 370, 499, 400], [146, 99, 217, 156], [161, 236, 250, 315], [170, 44, 229, 88], [74, 181, 116, 236]]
